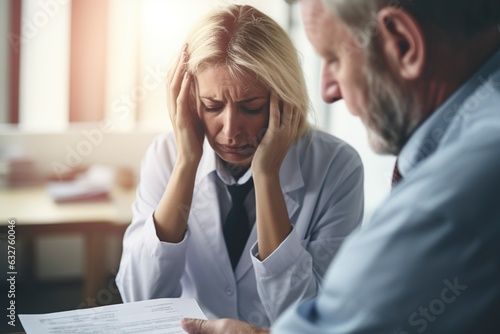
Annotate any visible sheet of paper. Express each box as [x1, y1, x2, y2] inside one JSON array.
[[19, 298, 207, 334]]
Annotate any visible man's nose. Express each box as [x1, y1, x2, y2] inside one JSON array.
[[321, 62, 342, 103]]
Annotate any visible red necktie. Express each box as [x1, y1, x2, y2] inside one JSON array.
[[392, 160, 402, 188]]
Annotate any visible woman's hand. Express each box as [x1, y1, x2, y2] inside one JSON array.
[[251, 93, 300, 177], [251, 93, 297, 259], [167, 44, 204, 165]]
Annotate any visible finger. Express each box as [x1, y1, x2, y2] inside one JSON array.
[[168, 57, 183, 123], [180, 318, 210, 334], [293, 109, 300, 139], [167, 50, 181, 85], [177, 71, 193, 115], [290, 108, 300, 141], [171, 53, 188, 100], [268, 92, 280, 130], [167, 48, 189, 122], [281, 101, 293, 130], [167, 44, 188, 85], [169, 48, 189, 109]]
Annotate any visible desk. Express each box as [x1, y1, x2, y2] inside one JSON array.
[[0, 185, 135, 305]]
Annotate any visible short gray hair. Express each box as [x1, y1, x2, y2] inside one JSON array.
[[322, 0, 500, 38]]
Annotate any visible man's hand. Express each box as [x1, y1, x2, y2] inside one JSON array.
[[181, 318, 270, 334]]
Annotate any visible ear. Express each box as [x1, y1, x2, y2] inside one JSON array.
[[376, 7, 426, 80]]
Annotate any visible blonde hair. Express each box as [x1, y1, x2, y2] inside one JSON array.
[[185, 4, 311, 137]]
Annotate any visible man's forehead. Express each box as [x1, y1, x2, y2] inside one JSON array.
[[301, 0, 346, 45], [300, 0, 335, 24]]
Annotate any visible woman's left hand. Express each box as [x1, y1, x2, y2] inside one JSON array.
[[251, 92, 300, 177]]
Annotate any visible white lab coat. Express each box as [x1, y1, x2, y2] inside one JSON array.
[[116, 129, 364, 327]]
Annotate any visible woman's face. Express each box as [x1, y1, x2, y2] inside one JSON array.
[[195, 66, 270, 170]]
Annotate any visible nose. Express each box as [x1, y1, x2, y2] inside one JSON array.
[[222, 107, 242, 140], [321, 62, 342, 103]]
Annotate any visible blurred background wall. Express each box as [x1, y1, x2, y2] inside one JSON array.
[[0, 1, 9, 124]]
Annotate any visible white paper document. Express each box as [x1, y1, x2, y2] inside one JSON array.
[[19, 298, 207, 334]]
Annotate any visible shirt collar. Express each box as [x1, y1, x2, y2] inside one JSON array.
[[215, 157, 253, 186], [194, 139, 253, 186], [195, 138, 217, 185], [398, 46, 500, 178], [279, 140, 304, 193], [195, 136, 305, 193]]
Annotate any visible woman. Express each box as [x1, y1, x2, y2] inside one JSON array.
[[116, 4, 364, 327]]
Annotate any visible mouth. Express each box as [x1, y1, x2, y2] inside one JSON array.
[[218, 143, 255, 154]]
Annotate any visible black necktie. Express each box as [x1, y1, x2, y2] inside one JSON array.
[[392, 159, 403, 188], [223, 178, 254, 270]]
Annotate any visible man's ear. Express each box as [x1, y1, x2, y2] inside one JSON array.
[[376, 7, 426, 80]]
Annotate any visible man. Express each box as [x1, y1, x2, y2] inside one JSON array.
[[181, 0, 500, 332]]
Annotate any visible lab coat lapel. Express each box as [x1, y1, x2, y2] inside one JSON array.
[[234, 144, 303, 282], [234, 223, 257, 281], [190, 144, 236, 285], [234, 192, 301, 282]]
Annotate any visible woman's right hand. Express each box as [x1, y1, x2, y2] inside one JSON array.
[[167, 44, 205, 165]]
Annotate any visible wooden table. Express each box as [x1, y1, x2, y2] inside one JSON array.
[[0, 185, 135, 306]]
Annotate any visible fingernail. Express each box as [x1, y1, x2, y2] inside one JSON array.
[[183, 43, 188, 51]]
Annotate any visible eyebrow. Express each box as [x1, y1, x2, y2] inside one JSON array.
[[199, 96, 268, 103]]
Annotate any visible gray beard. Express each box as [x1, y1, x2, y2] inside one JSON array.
[[363, 46, 423, 155]]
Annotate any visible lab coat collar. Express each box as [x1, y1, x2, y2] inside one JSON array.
[[194, 138, 218, 185], [278, 141, 304, 193]]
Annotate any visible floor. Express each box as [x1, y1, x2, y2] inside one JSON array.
[[1, 276, 123, 333]]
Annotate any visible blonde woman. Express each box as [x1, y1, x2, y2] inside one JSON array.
[[116, 4, 363, 327]]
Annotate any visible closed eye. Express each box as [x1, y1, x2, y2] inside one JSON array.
[[241, 107, 264, 115], [200, 102, 266, 114], [241, 102, 267, 114], [203, 105, 223, 113]]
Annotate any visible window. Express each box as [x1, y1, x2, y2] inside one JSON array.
[[1, 0, 394, 222], [1, 0, 20, 125], [1, 0, 289, 131]]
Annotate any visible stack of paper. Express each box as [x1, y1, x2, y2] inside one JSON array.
[[46, 165, 114, 203], [19, 298, 207, 334]]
